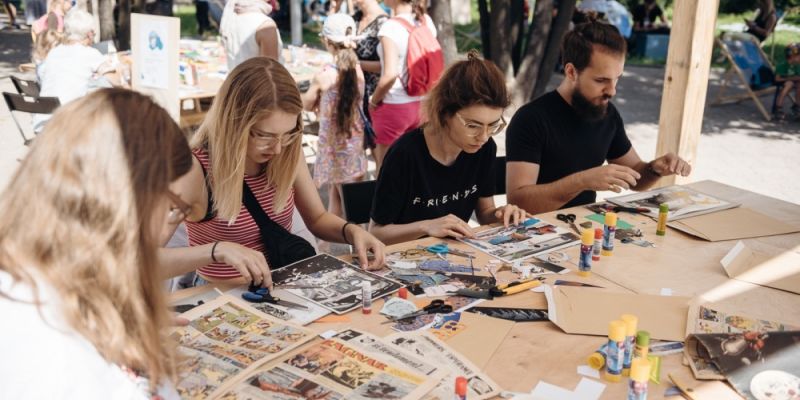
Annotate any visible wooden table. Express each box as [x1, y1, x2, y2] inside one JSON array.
[[171, 180, 800, 399]]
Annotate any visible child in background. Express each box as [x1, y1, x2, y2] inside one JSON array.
[[773, 43, 800, 121], [302, 13, 367, 218]]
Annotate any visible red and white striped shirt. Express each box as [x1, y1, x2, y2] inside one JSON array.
[[187, 149, 295, 279]]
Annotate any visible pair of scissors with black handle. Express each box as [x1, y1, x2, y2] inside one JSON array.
[[556, 213, 581, 235], [382, 299, 454, 324]]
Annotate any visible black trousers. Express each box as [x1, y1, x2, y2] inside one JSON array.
[[195, 0, 210, 35]]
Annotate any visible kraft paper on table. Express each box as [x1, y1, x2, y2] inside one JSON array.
[[544, 285, 690, 341], [668, 207, 800, 242], [720, 241, 800, 295]]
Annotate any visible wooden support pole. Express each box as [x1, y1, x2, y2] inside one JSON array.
[[655, 0, 719, 186]]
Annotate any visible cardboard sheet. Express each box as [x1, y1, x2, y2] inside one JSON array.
[[442, 311, 515, 370], [544, 285, 690, 341], [720, 241, 800, 295], [668, 207, 800, 242]]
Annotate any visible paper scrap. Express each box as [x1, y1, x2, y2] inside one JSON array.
[[530, 378, 605, 400], [577, 365, 601, 379], [319, 330, 338, 339], [586, 213, 634, 229], [423, 284, 459, 297], [391, 261, 418, 269], [531, 285, 546, 293], [574, 378, 605, 399], [660, 288, 673, 296]]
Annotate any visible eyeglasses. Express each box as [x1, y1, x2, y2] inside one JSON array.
[[455, 113, 507, 138], [166, 190, 192, 225], [249, 125, 303, 148]]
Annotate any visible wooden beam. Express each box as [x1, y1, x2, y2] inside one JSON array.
[[655, 0, 720, 186]]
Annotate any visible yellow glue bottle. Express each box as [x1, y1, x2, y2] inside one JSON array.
[[621, 314, 638, 377], [578, 229, 594, 277], [656, 203, 668, 236], [601, 212, 617, 256], [604, 320, 626, 383], [627, 357, 652, 400]]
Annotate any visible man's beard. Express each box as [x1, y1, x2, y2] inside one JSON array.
[[572, 87, 611, 121]]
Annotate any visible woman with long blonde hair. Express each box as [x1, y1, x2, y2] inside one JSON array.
[[0, 88, 193, 398], [161, 56, 385, 287]]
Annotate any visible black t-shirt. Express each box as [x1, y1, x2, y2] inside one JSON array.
[[632, 4, 664, 26], [370, 128, 496, 225], [505, 90, 632, 209]]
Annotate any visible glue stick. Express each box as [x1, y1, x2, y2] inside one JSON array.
[[656, 203, 668, 236], [605, 320, 626, 383], [587, 343, 609, 370], [455, 376, 467, 400], [634, 331, 650, 359], [627, 357, 651, 400], [621, 314, 638, 376], [601, 212, 617, 256], [578, 229, 594, 277], [361, 281, 372, 314], [592, 228, 603, 261]]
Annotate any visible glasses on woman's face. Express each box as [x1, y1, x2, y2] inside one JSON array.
[[454, 112, 507, 138], [249, 125, 303, 148], [166, 190, 192, 225]]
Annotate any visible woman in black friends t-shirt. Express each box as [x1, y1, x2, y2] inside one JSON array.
[[368, 51, 527, 245]]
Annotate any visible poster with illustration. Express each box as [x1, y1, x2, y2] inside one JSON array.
[[139, 19, 169, 89]]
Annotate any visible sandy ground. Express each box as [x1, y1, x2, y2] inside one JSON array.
[[2, 18, 798, 207]]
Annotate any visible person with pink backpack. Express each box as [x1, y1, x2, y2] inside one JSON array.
[[368, 0, 443, 174]]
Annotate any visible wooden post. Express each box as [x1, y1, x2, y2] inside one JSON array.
[[655, 0, 719, 186]]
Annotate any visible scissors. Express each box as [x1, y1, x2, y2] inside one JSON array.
[[424, 243, 475, 259], [382, 299, 454, 323], [242, 283, 308, 310], [556, 213, 581, 235]]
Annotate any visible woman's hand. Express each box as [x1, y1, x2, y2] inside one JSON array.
[[214, 242, 272, 288], [494, 204, 527, 227], [423, 214, 475, 239], [346, 224, 386, 271]]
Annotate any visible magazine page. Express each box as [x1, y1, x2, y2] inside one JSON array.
[[685, 331, 800, 399], [219, 337, 443, 400], [225, 287, 331, 326], [686, 304, 800, 337], [459, 218, 579, 263], [385, 331, 502, 400], [172, 295, 316, 399], [270, 254, 403, 314], [607, 186, 737, 221]]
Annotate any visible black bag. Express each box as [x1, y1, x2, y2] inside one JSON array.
[[359, 104, 377, 150], [241, 182, 316, 269]]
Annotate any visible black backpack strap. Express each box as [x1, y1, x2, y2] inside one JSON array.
[[194, 152, 216, 222]]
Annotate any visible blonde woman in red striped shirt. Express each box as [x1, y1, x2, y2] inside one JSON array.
[[161, 57, 385, 287]]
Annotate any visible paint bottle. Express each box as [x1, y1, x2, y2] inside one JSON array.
[[587, 343, 609, 370], [361, 281, 372, 315], [656, 203, 668, 236], [604, 320, 626, 383], [634, 331, 650, 359], [601, 212, 617, 256], [592, 228, 603, 261], [455, 376, 468, 400], [398, 287, 408, 300], [627, 357, 651, 400], [578, 229, 594, 277], [621, 314, 638, 376]]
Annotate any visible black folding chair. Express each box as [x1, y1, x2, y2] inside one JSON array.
[[3, 92, 60, 145], [494, 156, 507, 195], [10, 76, 41, 97], [341, 180, 377, 225]]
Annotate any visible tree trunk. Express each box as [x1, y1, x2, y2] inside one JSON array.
[[489, 0, 512, 79], [429, 0, 458, 65], [509, 0, 525, 73], [117, 0, 131, 50], [531, 0, 575, 100], [512, 0, 554, 107], [477, 0, 490, 59]]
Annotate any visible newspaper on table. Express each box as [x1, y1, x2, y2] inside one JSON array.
[[219, 335, 445, 400], [459, 218, 580, 263], [385, 331, 502, 400], [172, 295, 316, 399]]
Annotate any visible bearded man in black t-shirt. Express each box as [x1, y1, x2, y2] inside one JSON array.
[[506, 20, 691, 214]]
